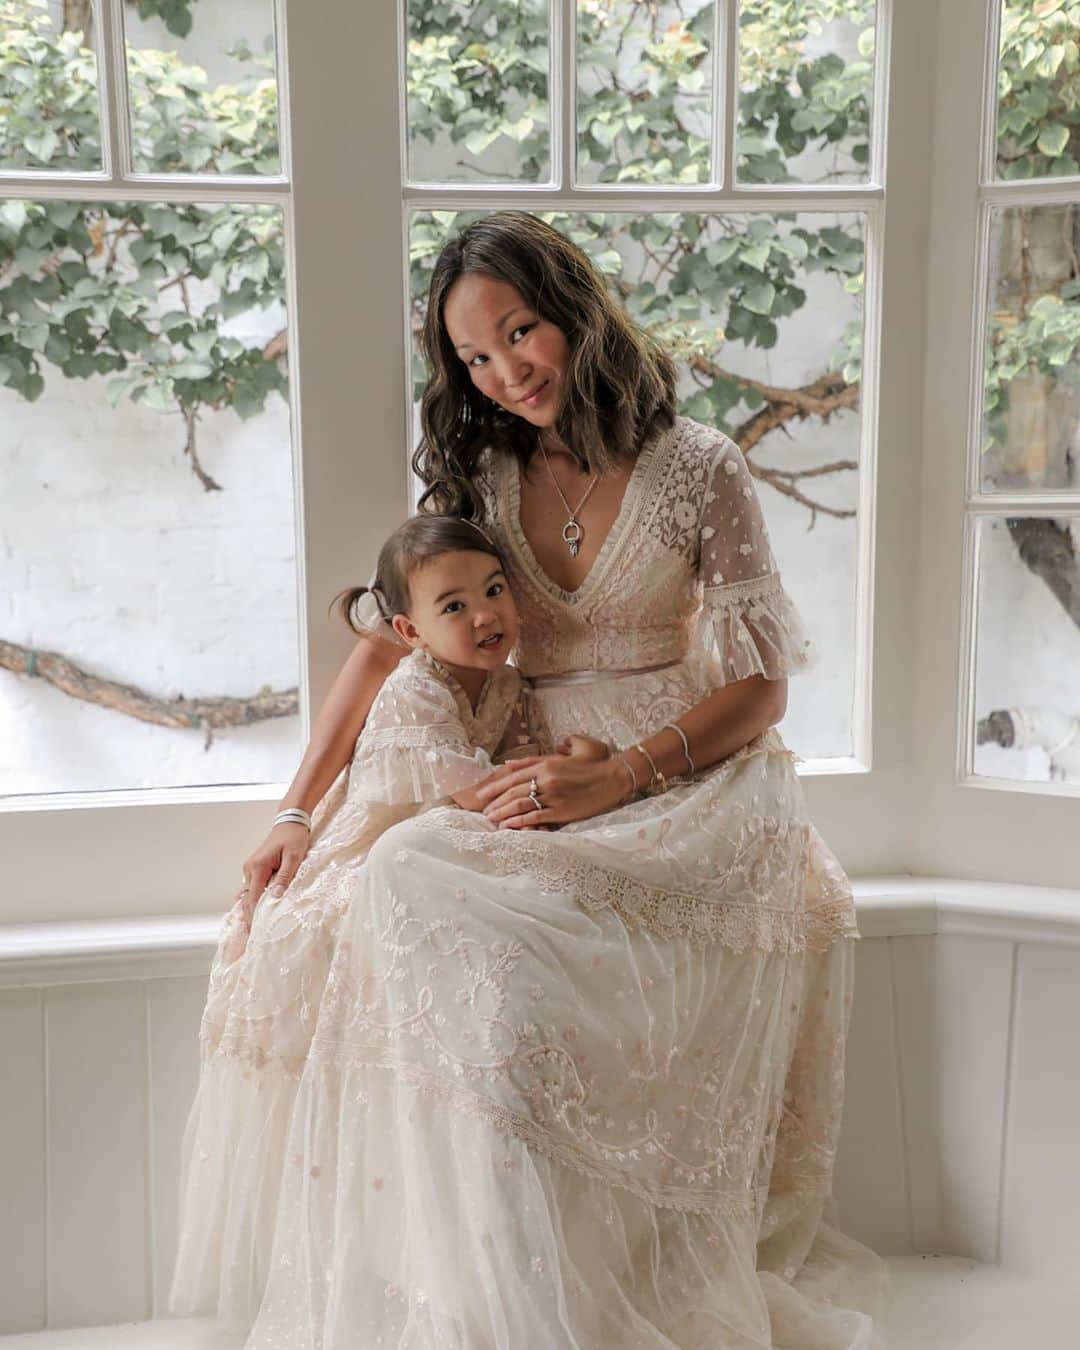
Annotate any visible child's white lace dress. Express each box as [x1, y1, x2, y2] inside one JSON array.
[[173, 416, 888, 1349], [169, 647, 534, 1325]]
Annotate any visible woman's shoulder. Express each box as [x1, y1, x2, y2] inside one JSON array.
[[669, 415, 740, 471]]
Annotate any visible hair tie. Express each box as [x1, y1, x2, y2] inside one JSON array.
[[369, 585, 389, 618]]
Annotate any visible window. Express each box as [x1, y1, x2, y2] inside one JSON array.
[[0, 0, 300, 797], [405, 0, 887, 769], [8, 0, 1078, 923], [962, 0, 1080, 793]]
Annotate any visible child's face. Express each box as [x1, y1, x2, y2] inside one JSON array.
[[391, 550, 519, 672]]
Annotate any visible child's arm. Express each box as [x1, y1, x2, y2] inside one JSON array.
[[450, 781, 486, 812], [556, 734, 611, 762]]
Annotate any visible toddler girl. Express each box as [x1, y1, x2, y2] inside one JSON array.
[[170, 514, 594, 1322]]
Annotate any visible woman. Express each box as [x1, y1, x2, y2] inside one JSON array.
[[236, 212, 887, 1347]]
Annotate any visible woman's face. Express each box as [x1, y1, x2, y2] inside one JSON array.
[[443, 273, 570, 430]]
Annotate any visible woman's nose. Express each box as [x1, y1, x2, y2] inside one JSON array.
[[496, 352, 530, 390]]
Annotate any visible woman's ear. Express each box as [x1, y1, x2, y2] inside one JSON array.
[[391, 612, 424, 649]]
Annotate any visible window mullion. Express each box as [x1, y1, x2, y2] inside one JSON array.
[[94, 0, 132, 181], [719, 0, 737, 189], [554, 0, 574, 190]]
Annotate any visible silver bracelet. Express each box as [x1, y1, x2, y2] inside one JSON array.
[[274, 808, 312, 830], [663, 722, 695, 776]]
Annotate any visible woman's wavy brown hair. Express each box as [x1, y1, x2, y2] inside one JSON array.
[[414, 211, 678, 520]]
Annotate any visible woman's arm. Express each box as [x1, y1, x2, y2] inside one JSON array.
[[476, 673, 786, 829], [241, 634, 406, 904]]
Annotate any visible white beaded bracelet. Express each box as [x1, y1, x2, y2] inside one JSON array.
[[275, 808, 312, 830]]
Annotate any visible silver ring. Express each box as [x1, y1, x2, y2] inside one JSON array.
[[527, 778, 542, 812]]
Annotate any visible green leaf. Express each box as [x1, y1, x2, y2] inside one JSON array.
[[742, 281, 776, 315], [1036, 122, 1069, 157]]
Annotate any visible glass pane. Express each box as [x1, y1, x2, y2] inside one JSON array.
[[996, 0, 1080, 181], [973, 515, 1080, 786], [0, 0, 101, 170], [736, 0, 876, 186], [406, 0, 550, 184], [0, 199, 299, 796], [124, 0, 280, 175], [980, 204, 1080, 493], [408, 208, 867, 761], [576, 0, 714, 186]]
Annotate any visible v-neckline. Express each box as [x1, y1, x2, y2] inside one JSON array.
[[501, 423, 672, 607]]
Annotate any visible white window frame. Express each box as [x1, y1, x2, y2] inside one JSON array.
[[0, 0, 413, 921], [915, 0, 1080, 889], [7, 0, 1075, 924]]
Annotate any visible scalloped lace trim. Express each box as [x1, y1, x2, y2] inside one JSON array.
[[419, 812, 859, 953]]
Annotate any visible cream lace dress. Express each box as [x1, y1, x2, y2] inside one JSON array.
[[231, 416, 888, 1349], [169, 648, 535, 1325]]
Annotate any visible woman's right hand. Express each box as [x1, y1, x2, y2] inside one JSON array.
[[238, 821, 311, 915]]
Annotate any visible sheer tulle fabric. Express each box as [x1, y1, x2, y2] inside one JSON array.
[[169, 652, 528, 1323], [173, 417, 887, 1347]]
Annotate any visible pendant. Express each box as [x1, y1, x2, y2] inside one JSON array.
[[562, 518, 582, 557]]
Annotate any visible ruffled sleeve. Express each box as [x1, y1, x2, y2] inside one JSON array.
[[348, 653, 495, 804], [347, 590, 409, 648], [695, 434, 817, 684]]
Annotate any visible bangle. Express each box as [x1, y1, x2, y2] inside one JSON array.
[[615, 754, 640, 803], [663, 722, 695, 777], [274, 808, 312, 830], [632, 741, 668, 796]]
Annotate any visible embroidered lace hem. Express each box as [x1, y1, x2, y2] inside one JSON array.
[[420, 812, 860, 953], [303, 1043, 811, 1219]]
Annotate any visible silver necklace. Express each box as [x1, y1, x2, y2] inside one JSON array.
[[539, 443, 599, 557]]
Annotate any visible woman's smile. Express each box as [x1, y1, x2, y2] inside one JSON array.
[[520, 379, 550, 407]]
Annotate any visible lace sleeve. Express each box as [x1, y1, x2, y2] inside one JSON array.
[[348, 590, 409, 648], [695, 435, 817, 683], [348, 657, 495, 804]]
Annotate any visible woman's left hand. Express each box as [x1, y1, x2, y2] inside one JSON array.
[[472, 754, 629, 829]]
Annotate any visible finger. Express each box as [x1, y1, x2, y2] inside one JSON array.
[[266, 850, 304, 900], [498, 807, 554, 830], [486, 794, 553, 826], [246, 862, 274, 905], [472, 757, 545, 804]]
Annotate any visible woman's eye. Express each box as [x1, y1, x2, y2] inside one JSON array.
[[468, 354, 486, 368], [510, 324, 533, 342]]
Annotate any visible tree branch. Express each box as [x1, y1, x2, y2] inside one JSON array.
[[1, 639, 297, 745], [182, 405, 223, 492], [1005, 517, 1080, 627]]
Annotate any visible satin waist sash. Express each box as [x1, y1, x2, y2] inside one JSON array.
[[527, 657, 685, 690]]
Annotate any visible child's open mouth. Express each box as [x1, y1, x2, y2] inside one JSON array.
[[477, 633, 503, 649]]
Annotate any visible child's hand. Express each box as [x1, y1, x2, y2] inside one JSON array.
[[556, 734, 611, 762]]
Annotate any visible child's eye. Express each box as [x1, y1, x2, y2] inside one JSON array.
[[442, 600, 463, 614], [487, 582, 504, 597]]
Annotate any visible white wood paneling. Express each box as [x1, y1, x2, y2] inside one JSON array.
[[833, 937, 912, 1253], [44, 983, 150, 1329], [146, 977, 208, 1317], [933, 935, 1014, 1264], [2, 882, 1080, 1334], [889, 935, 943, 1251], [0, 987, 46, 1333], [999, 942, 1080, 1277]]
